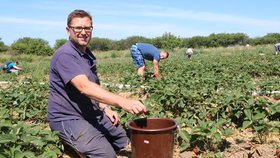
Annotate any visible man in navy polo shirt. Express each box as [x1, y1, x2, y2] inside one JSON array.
[[48, 9, 146, 158], [130, 43, 169, 80]]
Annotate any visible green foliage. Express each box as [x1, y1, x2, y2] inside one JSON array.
[[124, 36, 151, 48], [183, 35, 209, 48], [0, 38, 9, 52], [116, 46, 280, 153], [0, 119, 62, 157], [53, 39, 67, 50], [183, 33, 249, 48], [110, 52, 118, 58], [208, 33, 249, 47], [11, 37, 53, 56], [249, 33, 280, 45], [88, 37, 113, 51], [152, 32, 183, 50], [4, 32, 280, 53], [0, 78, 62, 157], [0, 46, 279, 157], [88, 32, 273, 51], [0, 78, 49, 123], [91, 36, 151, 51], [118, 36, 151, 50]]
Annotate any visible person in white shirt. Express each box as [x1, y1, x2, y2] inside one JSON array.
[[185, 48, 193, 59], [274, 43, 280, 55]]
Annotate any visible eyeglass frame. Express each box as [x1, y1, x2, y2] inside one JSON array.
[[68, 26, 93, 33]]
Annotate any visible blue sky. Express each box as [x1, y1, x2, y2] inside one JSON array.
[[0, 0, 279, 46]]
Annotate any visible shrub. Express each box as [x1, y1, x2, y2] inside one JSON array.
[[53, 39, 67, 50], [11, 37, 53, 56], [0, 38, 9, 52]]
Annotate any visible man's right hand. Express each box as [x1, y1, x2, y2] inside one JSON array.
[[154, 74, 161, 80], [120, 99, 147, 114]]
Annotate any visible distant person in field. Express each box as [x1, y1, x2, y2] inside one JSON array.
[[47, 9, 146, 158], [185, 48, 193, 59], [274, 43, 280, 55], [130, 43, 169, 80], [2, 61, 22, 75]]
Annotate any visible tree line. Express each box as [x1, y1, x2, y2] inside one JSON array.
[[1, 32, 280, 56]]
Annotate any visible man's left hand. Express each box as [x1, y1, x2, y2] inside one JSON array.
[[104, 108, 120, 126]]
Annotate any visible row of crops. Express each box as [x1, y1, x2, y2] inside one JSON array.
[[0, 45, 279, 157]]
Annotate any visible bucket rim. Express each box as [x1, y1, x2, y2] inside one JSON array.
[[128, 117, 177, 132]]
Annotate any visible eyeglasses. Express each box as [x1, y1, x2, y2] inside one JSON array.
[[69, 26, 93, 33]]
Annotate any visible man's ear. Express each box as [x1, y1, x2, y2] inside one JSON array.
[[66, 27, 71, 36]]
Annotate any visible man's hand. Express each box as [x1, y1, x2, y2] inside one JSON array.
[[119, 99, 147, 115], [104, 107, 120, 126], [154, 74, 161, 80], [153, 60, 160, 80], [100, 103, 119, 125], [151, 73, 161, 80]]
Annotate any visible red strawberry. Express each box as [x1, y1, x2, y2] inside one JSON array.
[[276, 149, 280, 158], [193, 147, 198, 156]]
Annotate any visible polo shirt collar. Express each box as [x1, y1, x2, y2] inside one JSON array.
[[68, 39, 91, 57]]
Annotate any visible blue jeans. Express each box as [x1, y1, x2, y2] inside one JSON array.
[[130, 44, 145, 67], [49, 113, 129, 158]]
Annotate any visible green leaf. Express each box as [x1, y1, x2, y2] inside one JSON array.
[[244, 109, 252, 120], [213, 132, 222, 142], [0, 119, 12, 128], [14, 150, 24, 158], [0, 134, 17, 143], [180, 143, 190, 152], [22, 151, 36, 158], [221, 128, 233, 137], [242, 120, 252, 129], [0, 154, 8, 158], [254, 125, 264, 132], [39, 149, 62, 158], [216, 119, 226, 127], [179, 130, 190, 141], [253, 110, 265, 120]]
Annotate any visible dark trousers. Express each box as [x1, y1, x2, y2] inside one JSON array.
[[49, 113, 129, 158]]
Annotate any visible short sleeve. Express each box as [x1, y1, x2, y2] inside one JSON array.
[[154, 52, 160, 62], [55, 53, 84, 85]]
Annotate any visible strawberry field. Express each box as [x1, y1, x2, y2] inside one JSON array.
[[0, 45, 279, 158]]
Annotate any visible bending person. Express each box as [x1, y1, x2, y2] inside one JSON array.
[[130, 43, 169, 80]]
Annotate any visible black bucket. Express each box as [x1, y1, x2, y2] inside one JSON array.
[[128, 118, 177, 158]]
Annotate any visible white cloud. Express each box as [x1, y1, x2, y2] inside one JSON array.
[[94, 3, 280, 29], [95, 3, 280, 38]]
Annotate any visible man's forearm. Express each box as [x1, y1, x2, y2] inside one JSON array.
[[153, 60, 160, 79], [71, 75, 125, 107]]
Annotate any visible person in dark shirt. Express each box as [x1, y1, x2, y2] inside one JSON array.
[[47, 9, 146, 158], [130, 43, 169, 80]]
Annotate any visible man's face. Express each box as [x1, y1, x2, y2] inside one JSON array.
[[160, 52, 168, 59], [66, 17, 92, 50]]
